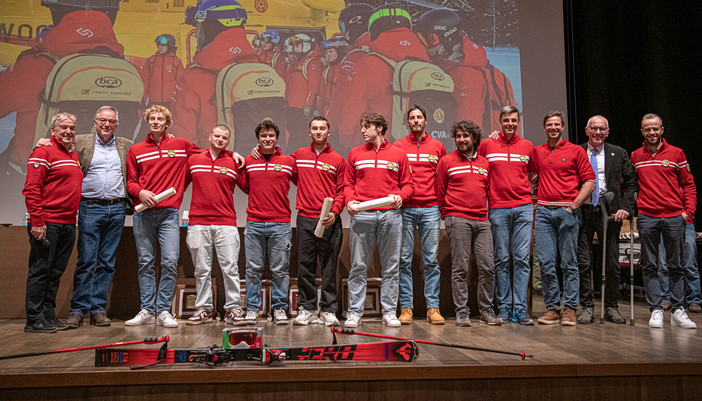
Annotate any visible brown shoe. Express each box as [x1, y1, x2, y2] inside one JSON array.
[[537, 309, 561, 325], [689, 303, 701, 313], [187, 308, 216, 325], [66, 313, 83, 329], [90, 312, 111, 327], [426, 308, 445, 325], [561, 307, 576, 326], [398, 307, 413, 325]]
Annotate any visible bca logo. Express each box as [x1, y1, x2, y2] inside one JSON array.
[[95, 77, 123, 88], [431, 72, 445, 81], [256, 77, 274, 87], [229, 47, 242, 54], [76, 28, 94, 38], [399, 40, 411, 46]]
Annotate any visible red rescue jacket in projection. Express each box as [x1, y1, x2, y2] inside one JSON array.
[[0, 11, 123, 167], [142, 52, 184, 105], [285, 48, 324, 110], [336, 28, 429, 147], [439, 36, 516, 135], [170, 28, 259, 147]]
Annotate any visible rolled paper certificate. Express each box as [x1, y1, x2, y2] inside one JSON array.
[[356, 195, 395, 212], [314, 197, 334, 238], [134, 187, 177, 213]]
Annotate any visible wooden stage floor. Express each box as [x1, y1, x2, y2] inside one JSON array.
[[1, 296, 702, 400]]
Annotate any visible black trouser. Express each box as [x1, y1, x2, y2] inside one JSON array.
[[26, 222, 76, 323], [577, 205, 622, 309], [296, 215, 342, 313]]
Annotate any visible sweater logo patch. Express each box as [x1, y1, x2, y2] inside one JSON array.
[[167, 65, 174, 73], [167, 150, 175, 158], [386, 162, 399, 171], [322, 163, 330, 172], [428, 154, 439, 163], [219, 167, 229, 174], [519, 155, 528, 163], [478, 167, 487, 175], [561, 158, 566, 162], [662, 159, 670, 167], [33, 162, 39, 168], [274, 164, 282, 172]]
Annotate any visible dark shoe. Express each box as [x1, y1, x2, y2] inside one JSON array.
[[577, 307, 594, 324], [605, 307, 626, 324], [90, 312, 112, 327], [66, 314, 83, 329], [689, 303, 701, 313], [24, 320, 57, 333], [497, 307, 511, 324], [661, 301, 672, 311], [513, 308, 534, 325], [456, 310, 471, 327], [45, 316, 69, 331], [479, 308, 502, 326], [561, 307, 577, 326]]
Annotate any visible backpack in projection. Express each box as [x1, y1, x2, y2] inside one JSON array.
[[371, 53, 455, 144], [35, 53, 144, 142], [213, 62, 287, 152]]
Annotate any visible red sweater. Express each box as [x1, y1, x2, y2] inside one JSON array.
[[186, 149, 241, 226], [436, 150, 490, 221], [631, 139, 696, 219], [344, 140, 413, 208], [477, 133, 536, 209], [292, 143, 347, 218], [23, 136, 82, 226], [393, 133, 446, 208], [240, 148, 295, 223], [535, 139, 595, 206], [126, 133, 202, 210]]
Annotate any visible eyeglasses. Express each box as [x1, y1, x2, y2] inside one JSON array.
[[587, 126, 608, 132], [96, 118, 118, 125]]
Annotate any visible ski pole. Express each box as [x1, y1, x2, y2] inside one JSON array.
[[331, 327, 532, 359], [0, 335, 169, 361]]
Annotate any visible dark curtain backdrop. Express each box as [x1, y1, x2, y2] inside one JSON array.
[[564, 0, 701, 228]]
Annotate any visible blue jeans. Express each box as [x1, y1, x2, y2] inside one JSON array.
[[70, 201, 126, 316], [348, 209, 402, 316], [244, 221, 291, 312], [535, 206, 581, 310], [132, 208, 180, 314], [638, 214, 686, 311], [399, 206, 441, 309], [489, 204, 533, 311], [657, 224, 701, 305]]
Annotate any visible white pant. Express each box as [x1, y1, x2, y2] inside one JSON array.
[[186, 225, 241, 310]]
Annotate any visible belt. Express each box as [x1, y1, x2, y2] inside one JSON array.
[[582, 204, 602, 212], [81, 197, 126, 206]]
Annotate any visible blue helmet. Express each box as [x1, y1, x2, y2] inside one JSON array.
[[261, 29, 280, 44], [185, 0, 247, 28]]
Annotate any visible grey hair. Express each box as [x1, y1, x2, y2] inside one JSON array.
[[499, 105, 520, 120], [586, 115, 609, 129], [51, 112, 77, 128], [94, 105, 120, 123]]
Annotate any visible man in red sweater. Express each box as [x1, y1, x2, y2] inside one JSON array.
[[534, 111, 595, 326], [125, 105, 202, 329], [240, 120, 296, 325], [185, 125, 246, 326], [23, 112, 83, 333], [344, 112, 413, 328], [631, 113, 697, 328], [436, 120, 501, 327], [393, 105, 447, 325], [291, 117, 346, 326], [477, 106, 537, 325]]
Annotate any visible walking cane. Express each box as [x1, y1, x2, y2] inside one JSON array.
[[599, 192, 614, 324], [630, 192, 638, 326]]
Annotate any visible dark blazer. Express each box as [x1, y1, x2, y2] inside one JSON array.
[[75, 132, 134, 211], [580, 142, 637, 216]]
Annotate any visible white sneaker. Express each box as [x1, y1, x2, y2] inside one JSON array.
[[344, 313, 361, 328], [293, 308, 316, 325], [320, 311, 340, 327], [125, 309, 155, 326], [245, 310, 258, 325], [383, 313, 401, 327], [672, 309, 697, 329], [649, 309, 664, 328], [156, 311, 179, 328], [273, 309, 289, 325]]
